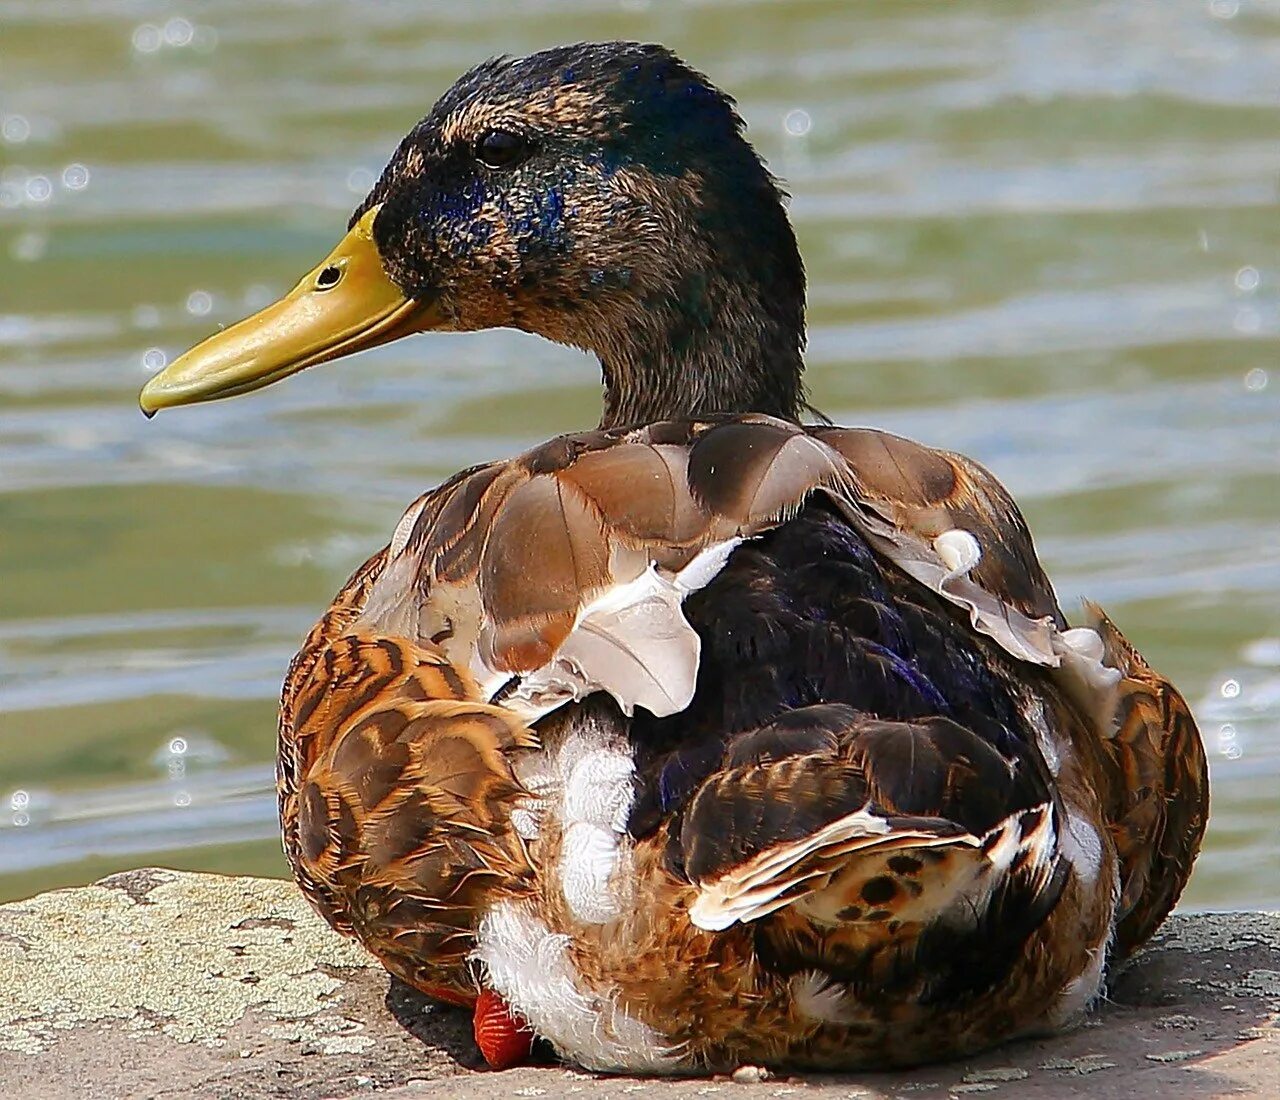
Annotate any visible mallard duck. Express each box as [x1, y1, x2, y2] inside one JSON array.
[[139, 42, 1208, 1074]]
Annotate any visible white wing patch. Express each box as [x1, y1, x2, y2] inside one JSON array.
[[490, 539, 744, 725]]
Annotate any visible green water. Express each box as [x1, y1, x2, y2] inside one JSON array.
[[1, 1, 1277, 909]]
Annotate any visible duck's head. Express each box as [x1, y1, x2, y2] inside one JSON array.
[[141, 42, 806, 428]]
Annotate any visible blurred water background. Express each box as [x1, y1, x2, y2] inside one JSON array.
[[1, 0, 1277, 907]]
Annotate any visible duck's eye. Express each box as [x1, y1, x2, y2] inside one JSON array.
[[475, 129, 530, 170], [315, 265, 343, 291]]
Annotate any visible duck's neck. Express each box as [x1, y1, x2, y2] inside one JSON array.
[[594, 268, 806, 430]]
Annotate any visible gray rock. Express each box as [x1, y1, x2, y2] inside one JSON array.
[[0, 869, 1276, 1099]]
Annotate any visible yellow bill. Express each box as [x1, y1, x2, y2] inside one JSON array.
[[139, 205, 442, 415]]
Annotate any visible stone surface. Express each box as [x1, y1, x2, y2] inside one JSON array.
[[0, 869, 1276, 1099]]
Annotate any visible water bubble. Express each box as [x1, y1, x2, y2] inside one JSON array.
[[132, 304, 162, 329], [1220, 678, 1240, 699], [1, 114, 31, 144], [1244, 367, 1269, 392], [163, 17, 195, 47], [174, 791, 192, 808], [132, 23, 163, 53], [784, 109, 813, 137], [347, 167, 375, 194], [61, 163, 90, 191], [25, 175, 52, 203], [10, 231, 47, 262], [1234, 266, 1260, 293], [0, 183, 21, 208], [1209, 0, 1239, 17], [1218, 723, 1242, 760], [186, 289, 213, 316], [142, 347, 167, 371], [10, 790, 30, 810], [12, 813, 30, 828], [169, 736, 189, 756]]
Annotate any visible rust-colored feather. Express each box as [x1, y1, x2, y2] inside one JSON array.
[[1084, 602, 1208, 958], [279, 628, 536, 1005]]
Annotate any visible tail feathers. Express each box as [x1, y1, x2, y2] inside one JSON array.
[[1083, 602, 1208, 957], [688, 809, 967, 931], [689, 798, 1062, 939], [679, 705, 1063, 936], [796, 802, 1059, 935]]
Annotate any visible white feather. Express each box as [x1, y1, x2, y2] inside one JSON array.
[[933, 527, 982, 582], [387, 495, 429, 559], [1052, 626, 1123, 738], [483, 538, 744, 725], [791, 972, 854, 1024], [688, 807, 895, 931], [472, 901, 675, 1072], [1060, 807, 1103, 886], [560, 822, 624, 923]]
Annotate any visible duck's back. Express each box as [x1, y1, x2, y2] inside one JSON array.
[[276, 415, 1206, 1070]]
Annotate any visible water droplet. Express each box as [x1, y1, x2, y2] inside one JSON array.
[[61, 163, 90, 191], [12, 812, 30, 828], [186, 289, 213, 316], [169, 736, 189, 756], [10, 231, 47, 262], [25, 175, 52, 203], [132, 23, 163, 54], [174, 791, 192, 808], [1234, 266, 1260, 293], [142, 347, 167, 371], [347, 167, 375, 194], [784, 109, 813, 137], [1209, 0, 1239, 17], [1220, 678, 1240, 699], [10, 790, 30, 810], [1, 114, 31, 144], [163, 17, 195, 47], [1244, 367, 1269, 392]]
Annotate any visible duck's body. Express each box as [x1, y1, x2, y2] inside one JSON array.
[[142, 42, 1207, 1073]]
